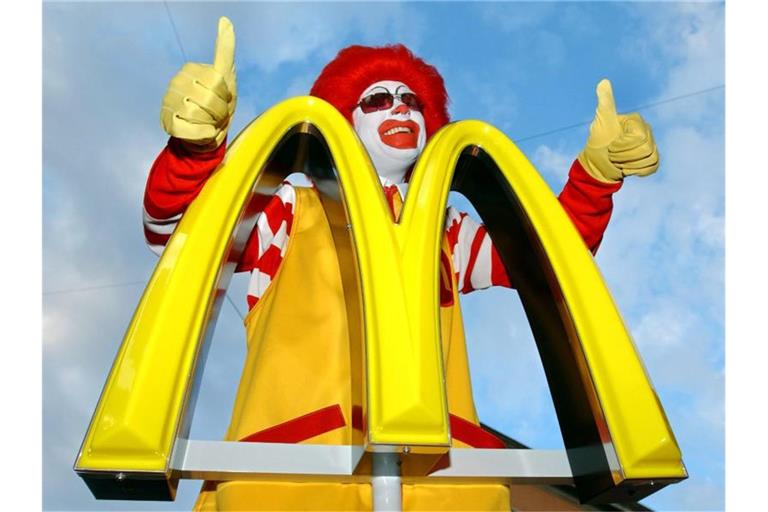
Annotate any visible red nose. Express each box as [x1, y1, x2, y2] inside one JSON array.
[[391, 103, 410, 115]]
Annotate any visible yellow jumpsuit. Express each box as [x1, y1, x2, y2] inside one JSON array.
[[194, 187, 510, 510]]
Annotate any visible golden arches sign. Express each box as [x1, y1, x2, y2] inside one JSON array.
[[75, 97, 686, 503]]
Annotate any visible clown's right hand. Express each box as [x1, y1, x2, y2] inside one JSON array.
[[160, 17, 237, 152]]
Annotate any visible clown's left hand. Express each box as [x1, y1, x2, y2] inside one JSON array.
[[578, 79, 659, 184]]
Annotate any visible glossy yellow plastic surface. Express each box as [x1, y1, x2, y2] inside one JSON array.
[[416, 120, 685, 480], [75, 96, 451, 477], [76, 96, 684, 484]]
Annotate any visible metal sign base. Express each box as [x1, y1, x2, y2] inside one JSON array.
[[172, 439, 573, 483]]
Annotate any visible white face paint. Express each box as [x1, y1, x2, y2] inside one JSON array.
[[352, 80, 427, 183]]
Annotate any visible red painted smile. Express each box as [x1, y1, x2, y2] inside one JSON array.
[[378, 119, 420, 149]]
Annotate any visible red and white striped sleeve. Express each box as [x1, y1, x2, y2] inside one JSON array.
[[143, 138, 296, 311], [239, 184, 296, 309], [445, 159, 622, 295], [444, 206, 510, 293], [143, 209, 183, 256]]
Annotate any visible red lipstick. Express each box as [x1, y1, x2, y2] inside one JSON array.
[[378, 119, 420, 149]]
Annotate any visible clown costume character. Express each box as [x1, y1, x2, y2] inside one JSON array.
[[142, 17, 659, 512]]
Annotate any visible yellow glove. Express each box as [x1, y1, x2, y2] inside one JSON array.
[[160, 17, 237, 152], [578, 79, 660, 183]]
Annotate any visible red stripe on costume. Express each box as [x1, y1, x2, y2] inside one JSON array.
[[284, 201, 295, 235], [449, 414, 506, 449], [236, 228, 263, 273], [143, 227, 170, 246], [490, 244, 511, 288], [262, 195, 292, 235], [461, 225, 488, 293], [246, 294, 258, 309], [240, 404, 346, 444], [445, 211, 466, 249], [249, 193, 274, 215], [236, 191, 293, 273], [440, 249, 454, 307], [256, 245, 284, 279]]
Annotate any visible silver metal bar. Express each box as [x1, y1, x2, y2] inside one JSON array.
[[171, 439, 365, 480], [429, 448, 573, 484], [171, 440, 573, 485]]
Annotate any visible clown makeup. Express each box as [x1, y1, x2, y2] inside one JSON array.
[[352, 80, 427, 183]]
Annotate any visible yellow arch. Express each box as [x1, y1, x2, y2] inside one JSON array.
[[75, 97, 685, 503]]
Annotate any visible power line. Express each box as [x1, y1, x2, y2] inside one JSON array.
[[43, 281, 146, 296], [225, 293, 245, 321], [515, 84, 724, 143], [44, 277, 246, 319], [163, 0, 188, 62], [629, 84, 724, 111]]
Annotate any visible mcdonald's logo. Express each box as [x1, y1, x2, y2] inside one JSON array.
[[74, 96, 686, 504]]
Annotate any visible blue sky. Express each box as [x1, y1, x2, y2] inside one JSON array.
[[42, 1, 725, 510]]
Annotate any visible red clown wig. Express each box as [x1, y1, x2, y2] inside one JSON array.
[[310, 44, 450, 139]]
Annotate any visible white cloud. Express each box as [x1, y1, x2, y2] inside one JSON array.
[[622, 2, 725, 124], [694, 209, 725, 248], [42, 281, 248, 510], [634, 303, 696, 351], [445, 69, 521, 135], [42, 300, 77, 348], [162, 2, 426, 73], [461, 288, 565, 449], [284, 72, 319, 100], [598, 123, 724, 308], [480, 2, 557, 32], [678, 477, 725, 511], [531, 144, 575, 184]]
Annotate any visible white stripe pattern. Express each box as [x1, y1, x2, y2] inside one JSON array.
[[143, 208, 183, 256], [145, 183, 496, 309], [445, 206, 494, 293], [246, 184, 296, 304], [469, 234, 493, 291], [143, 209, 183, 234]]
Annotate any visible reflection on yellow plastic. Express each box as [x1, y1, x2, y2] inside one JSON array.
[[417, 120, 685, 480], [76, 96, 684, 491], [75, 96, 451, 482]]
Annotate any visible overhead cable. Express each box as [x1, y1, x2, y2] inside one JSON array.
[[163, 0, 188, 62], [515, 84, 724, 143]]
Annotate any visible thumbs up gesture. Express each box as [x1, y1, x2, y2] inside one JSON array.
[[160, 17, 237, 152], [577, 79, 659, 183]]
